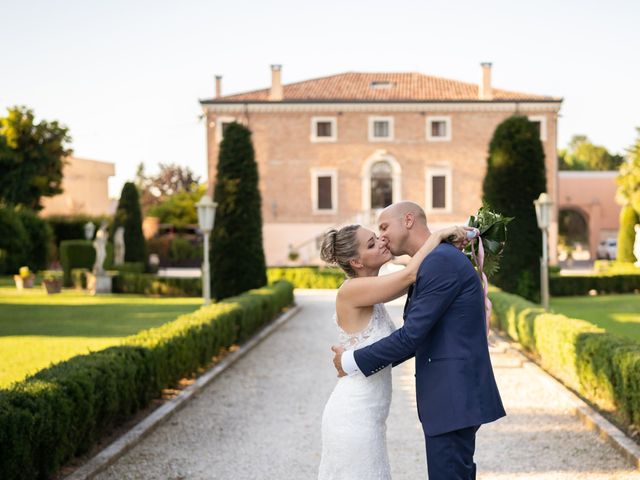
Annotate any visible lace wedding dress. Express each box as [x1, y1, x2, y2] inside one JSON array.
[[318, 303, 397, 480]]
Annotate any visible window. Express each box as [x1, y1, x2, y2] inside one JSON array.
[[311, 117, 337, 142], [311, 169, 337, 214], [368, 116, 394, 141], [370, 81, 395, 90], [370, 161, 393, 209], [425, 166, 452, 213], [216, 116, 236, 143], [527, 115, 547, 142], [426, 116, 452, 142]]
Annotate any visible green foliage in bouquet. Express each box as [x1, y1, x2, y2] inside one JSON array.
[[465, 205, 514, 278]]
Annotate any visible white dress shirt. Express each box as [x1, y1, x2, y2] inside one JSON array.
[[341, 349, 361, 375]]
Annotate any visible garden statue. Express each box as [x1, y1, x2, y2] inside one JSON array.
[[93, 221, 108, 275], [114, 227, 125, 265], [634, 224, 640, 267]]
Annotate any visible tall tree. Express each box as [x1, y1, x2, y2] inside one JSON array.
[[616, 128, 640, 214], [211, 123, 266, 300], [483, 116, 547, 302], [113, 182, 147, 263], [558, 135, 624, 171], [135, 162, 201, 214], [0, 106, 72, 210], [617, 205, 639, 263], [147, 184, 206, 227]]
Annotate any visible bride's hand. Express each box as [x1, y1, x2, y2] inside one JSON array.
[[436, 225, 475, 250]]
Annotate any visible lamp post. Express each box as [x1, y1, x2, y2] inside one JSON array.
[[196, 195, 217, 305], [534, 192, 553, 310]]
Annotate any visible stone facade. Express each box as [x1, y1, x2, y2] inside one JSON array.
[[40, 156, 115, 217], [201, 66, 562, 265]]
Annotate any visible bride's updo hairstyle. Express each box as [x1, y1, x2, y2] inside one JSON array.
[[319, 224, 361, 278]]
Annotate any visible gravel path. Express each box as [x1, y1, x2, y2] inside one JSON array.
[[95, 290, 639, 479]]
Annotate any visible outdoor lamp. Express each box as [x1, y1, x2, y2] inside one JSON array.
[[196, 195, 218, 305], [533, 192, 553, 310], [84, 222, 96, 240]]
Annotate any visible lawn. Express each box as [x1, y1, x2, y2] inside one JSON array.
[[550, 294, 640, 342], [0, 286, 202, 388]]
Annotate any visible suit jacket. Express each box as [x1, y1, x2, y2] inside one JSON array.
[[353, 243, 506, 436]]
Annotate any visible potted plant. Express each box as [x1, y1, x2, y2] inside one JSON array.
[[14, 266, 36, 291], [287, 244, 300, 262], [42, 270, 63, 294]]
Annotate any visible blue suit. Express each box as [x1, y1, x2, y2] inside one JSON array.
[[354, 243, 505, 479]]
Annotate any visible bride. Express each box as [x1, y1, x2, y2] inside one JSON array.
[[317, 223, 470, 479]]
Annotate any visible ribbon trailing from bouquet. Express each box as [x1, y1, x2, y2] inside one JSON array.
[[469, 227, 492, 336]]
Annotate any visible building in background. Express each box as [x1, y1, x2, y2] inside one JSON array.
[[40, 156, 115, 217], [557, 171, 621, 260], [201, 64, 562, 265]]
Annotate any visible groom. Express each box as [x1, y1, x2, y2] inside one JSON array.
[[332, 201, 505, 479]]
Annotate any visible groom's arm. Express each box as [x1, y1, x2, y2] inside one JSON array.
[[342, 252, 461, 377]]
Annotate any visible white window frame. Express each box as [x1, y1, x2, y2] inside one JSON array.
[[528, 115, 547, 142], [368, 116, 394, 142], [216, 116, 236, 143], [426, 116, 452, 142], [310, 116, 337, 143], [425, 166, 452, 214], [311, 168, 338, 215]]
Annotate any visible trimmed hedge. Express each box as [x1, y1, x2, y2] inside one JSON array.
[[112, 273, 201, 296], [0, 280, 294, 480], [267, 266, 346, 289], [489, 289, 640, 434], [550, 273, 640, 296], [59, 240, 95, 287]]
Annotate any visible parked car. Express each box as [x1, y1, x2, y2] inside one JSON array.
[[596, 238, 617, 260]]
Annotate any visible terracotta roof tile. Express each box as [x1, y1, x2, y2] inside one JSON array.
[[206, 72, 559, 103]]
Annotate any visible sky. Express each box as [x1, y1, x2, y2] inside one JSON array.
[[1, 0, 639, 197]]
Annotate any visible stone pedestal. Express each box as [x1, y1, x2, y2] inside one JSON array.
[[86, 272, 113, 295]]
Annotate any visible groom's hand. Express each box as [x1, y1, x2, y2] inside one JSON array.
[[331, 345, 347, 377]]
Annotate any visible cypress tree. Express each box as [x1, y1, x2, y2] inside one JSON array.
[[482, 115, 547, 302], [211, 122, 267, 300], [617, 205, 639, 263], [114, 182, 146, 263]]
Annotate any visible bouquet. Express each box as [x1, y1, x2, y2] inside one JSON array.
[[464, 205, 514, 278]]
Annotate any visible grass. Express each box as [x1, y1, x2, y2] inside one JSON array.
[[550, 293, 640, 342], [0, 286, 202, 388]]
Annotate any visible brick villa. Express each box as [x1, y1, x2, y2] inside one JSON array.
[[200, 64, 563, 265]]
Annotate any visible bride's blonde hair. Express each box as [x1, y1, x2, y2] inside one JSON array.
[[319, 225, 361, 278]]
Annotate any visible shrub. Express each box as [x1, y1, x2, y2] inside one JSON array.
[[549, 272, 640, 296], [211, 123, 267, 300], [617, 205, 640, 263], [490, 289, 640, 434], [0, 207, 28, 274], [113, 183, 146, 264], [45, 214, 109, 251], [169, 236, 202, 263], [112, 273, 201, 296], [482, 116, 547, 301], [59, 240, 95, 287], [15, 208, 54, 271], [0, 281, 294, 480], [267, 266, 345, 289]]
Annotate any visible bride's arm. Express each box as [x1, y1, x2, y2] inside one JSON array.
[[338, 225, 470, 308]]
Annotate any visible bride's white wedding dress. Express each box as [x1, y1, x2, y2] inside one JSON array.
[[318, 303, 397, 480]]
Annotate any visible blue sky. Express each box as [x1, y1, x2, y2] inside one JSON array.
[[1, 0, 639, 197]]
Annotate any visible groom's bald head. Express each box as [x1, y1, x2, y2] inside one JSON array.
[[382, 201, 427, 226]]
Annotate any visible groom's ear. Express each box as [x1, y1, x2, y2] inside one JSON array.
[[404, 212, 415, 229]]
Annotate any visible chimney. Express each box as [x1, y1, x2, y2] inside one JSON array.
[[215, 75, 222, 99], [479, 62, 493, 100], [269, 64, 283, 101]]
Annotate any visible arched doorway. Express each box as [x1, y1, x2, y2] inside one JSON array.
[[558, 207, 589, 261], [370, 161, 393, 209], [360, 151, 402, 223]]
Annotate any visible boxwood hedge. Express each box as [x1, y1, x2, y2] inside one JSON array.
[[489, 289, 640, 436], [0, 281, 294, 480]]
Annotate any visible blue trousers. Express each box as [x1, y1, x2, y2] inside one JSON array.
[[424, 425, 480, 480]]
